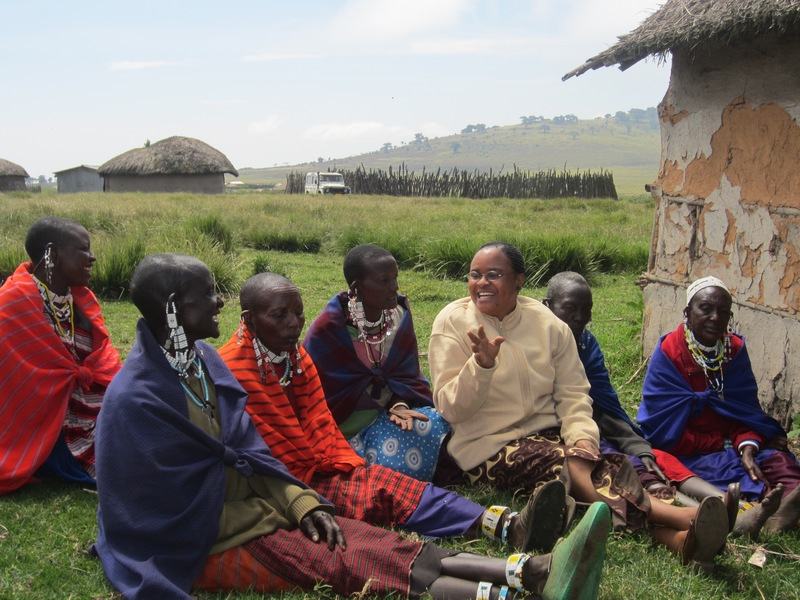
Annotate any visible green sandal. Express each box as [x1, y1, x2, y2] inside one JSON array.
[[542, 501, 611, 600]]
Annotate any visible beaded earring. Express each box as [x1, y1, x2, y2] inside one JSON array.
[[293, 344, 303, 376], [347, 286, 366, 324], [236, 313, 247, 344], [165, 293, 190, 376], [43, 244, 54, 287]]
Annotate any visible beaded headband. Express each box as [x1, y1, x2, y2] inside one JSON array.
[[686, 276, 729, 306]]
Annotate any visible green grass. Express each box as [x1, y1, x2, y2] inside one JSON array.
[[2, 194, 799, 599], [0, 192, 653, 299]]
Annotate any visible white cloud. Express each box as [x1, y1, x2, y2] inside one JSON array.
[[410, 36, 537, 56], [331, 0, 473, 41], [242, 52, 321, 63], [109, 60, 177, 71], [561, 0, 661, 47], [304, 121, 404, 141], [248, 116, 282, 135]]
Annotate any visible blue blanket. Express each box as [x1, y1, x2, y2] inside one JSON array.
[[94, 319, 309, 599], [578, 330, 639, 430], [638, 337, 786, 495], [303, 293, 432, 423]]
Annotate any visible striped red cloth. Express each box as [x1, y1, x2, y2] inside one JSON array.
[[311, 463, 425, 526], [0, 262, 121, 494], [219, 328, 364, 482], [244, 517, 422, 597]]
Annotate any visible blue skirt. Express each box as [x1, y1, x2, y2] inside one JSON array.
[[349, 407, 449, 481]]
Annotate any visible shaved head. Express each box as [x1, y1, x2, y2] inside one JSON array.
[[25, 216, 87, 263], [544, 271, 592, 342], [546, 271, 589, 301], [130, 253, 209, 326], [240, 272, 300, 313], [240, 272, 305, 352]]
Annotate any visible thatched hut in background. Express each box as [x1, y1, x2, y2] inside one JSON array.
[[99, 136, 238, 194], [565, 0, 800, 425], [54, 165, 103, 193], [0, 159, 29, 192]]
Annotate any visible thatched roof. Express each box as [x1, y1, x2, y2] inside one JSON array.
[[563, 0, 800, 80], [0, 158, 29, 178], [99, 136, 238, 176]]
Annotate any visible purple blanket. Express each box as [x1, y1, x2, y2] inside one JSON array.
[[638, 337, 787, 496], [95, 319, 309, 599], [303, 293, 432, 424]]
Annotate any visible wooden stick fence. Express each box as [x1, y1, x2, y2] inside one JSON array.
[[286, 164, 617, 199]]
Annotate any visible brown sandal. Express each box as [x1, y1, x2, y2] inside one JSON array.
[[680, 496, 729, 567], [517, 479, 568, 553]]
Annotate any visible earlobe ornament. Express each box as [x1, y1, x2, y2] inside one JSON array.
[[165, 293, 190, 375], [43, 244, 55, 286]]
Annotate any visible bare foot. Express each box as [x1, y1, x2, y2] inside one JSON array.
[[732, 485, 783, 539], [764, 483, 800, 533]]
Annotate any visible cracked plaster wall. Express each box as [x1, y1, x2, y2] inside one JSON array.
[[642, 36, 800, 423]]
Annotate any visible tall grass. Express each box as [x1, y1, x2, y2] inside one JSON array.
[[91, 239, 146, 298], [187, 215, 235, 254], [0, 246, 27, 282], [0, 192, 652, 298], [243, 229, 322, 253]]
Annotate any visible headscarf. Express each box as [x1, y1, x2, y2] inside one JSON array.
[[686, 276, 729, 306]]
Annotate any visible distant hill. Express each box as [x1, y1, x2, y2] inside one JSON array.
[[236, 109, 661, 196]]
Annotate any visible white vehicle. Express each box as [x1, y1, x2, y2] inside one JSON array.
[[304, 171, 351, 194]]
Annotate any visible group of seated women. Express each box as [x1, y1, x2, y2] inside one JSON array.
[[1, 216, 798, 600]]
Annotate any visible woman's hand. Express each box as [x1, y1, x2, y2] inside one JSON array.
[[300, 510, 346, 550], [467, 325, 505, 369], [639, 455, 668, 483], [574, 438, 600, 458], [740, 445, 765, 483], [388, 402, 429, 431]]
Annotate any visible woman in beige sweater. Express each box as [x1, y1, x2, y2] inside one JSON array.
[[429, 242, 731, 568]]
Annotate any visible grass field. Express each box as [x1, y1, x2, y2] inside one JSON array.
[[1, 192, 799, 599]]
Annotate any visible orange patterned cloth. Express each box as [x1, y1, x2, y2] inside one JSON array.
[[0, 262, 121, 494], [219, 328, 364, 482]]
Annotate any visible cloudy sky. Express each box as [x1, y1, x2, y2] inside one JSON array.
[[1, 0, 670, 176]]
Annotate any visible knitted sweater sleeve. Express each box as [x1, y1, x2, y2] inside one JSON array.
[[429, 330, 497, 424]]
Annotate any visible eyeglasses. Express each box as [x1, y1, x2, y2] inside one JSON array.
[[467, 270, 504, 282]]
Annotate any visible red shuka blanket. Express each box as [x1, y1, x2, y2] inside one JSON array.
[[0, 262, 121, 494], [219, 328, 364, 482]]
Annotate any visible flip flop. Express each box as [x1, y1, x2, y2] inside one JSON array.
[[681, 496, 729, 567], [541, 501, 611, 600]]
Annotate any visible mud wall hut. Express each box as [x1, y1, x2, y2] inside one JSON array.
[[0, 159, 29, 192], [99, 136, 238, 194], [564, 0, 800, 425], [54, 165, 103, 193]]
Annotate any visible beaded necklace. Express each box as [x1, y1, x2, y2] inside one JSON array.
[[684, 326, 730, 395], [33, 275, 77, 358], [162, 349, 214, 421], [252, 336, 302, 386], [347, 296, 395, 346]]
